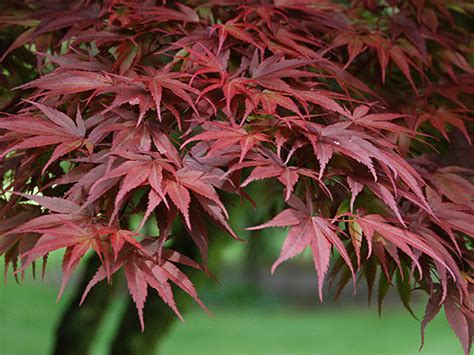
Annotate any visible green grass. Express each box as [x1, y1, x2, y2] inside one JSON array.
[[0, 272, 462, 355], [161, 307, 460, 355]]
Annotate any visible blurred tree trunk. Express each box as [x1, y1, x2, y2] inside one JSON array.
[[51, 197, 244, 355], [52, 255, 113, 355], [110, 224, 200, 355], [244, 231, 263, 288], [242, 183, 279, 291], [110, 290, 177, 355]]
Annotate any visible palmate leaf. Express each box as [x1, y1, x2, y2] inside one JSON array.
[[182, 121, 270, 163], [17, 70, 112, 96], [429, 167, 474, 209], [235, 151, 325, 201], [211, 20, 264, 54], [0, 103, 90, 173], [443, 294, 472, 355], [416, 108, 472, 145], [248, 194, 355, 300], [80, 243, 206, 331], [127, 2, 199, 24], [143, 69, 199, 124], [354, 214, 465, 296], [241, 163, 300, 201], [343, 105, 415, 135], [82, 153, 231, 260], [13, 221, 140, 300], [420, 288, 473, 355]]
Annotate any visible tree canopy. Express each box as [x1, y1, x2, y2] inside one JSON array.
[[0, 1, 472, 353]]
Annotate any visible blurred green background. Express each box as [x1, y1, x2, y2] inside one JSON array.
[[0, 240, 462, 355]]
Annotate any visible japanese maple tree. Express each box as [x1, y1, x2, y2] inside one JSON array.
[[0, 0, 473, 353]]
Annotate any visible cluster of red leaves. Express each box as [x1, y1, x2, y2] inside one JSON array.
[[0, 0, 472, 352]]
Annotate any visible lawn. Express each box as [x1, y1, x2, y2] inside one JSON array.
[[0, 269, 462, 355]]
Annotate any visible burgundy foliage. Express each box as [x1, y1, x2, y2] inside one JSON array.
[[0, 0, 472, 352]]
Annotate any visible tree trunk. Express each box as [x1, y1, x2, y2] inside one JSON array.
[[53, 255, 113, 355], [110, 225, 200, 355], [110, 293, 177, 355], [244, 231, 262, 289], [51, 216, 232, 355]]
